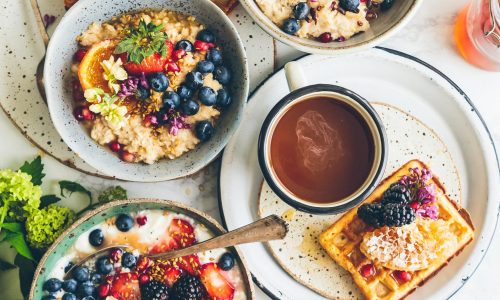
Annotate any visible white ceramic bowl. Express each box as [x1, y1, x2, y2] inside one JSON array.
[[239, 0, 423, 54], [44, 0, 248, 182]]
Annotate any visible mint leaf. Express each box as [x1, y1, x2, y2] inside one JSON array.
[[59, 181, 92, 199], [5, 232, 34, 261], [19, 156, 45, 186], [0, 258, 16, 270], [40, 194, 61, 209]]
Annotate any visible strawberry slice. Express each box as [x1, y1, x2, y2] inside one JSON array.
[[109, 272, 140, 300], [200, 263, 235, 300], [162, 265, 182, 287], [175, 254, 201, 275], [149, 235, 180, 254], [122, 41, 173, 74], [169, 218, 196, 248]]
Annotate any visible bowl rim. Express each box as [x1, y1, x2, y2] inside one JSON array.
[[43, 0, 249, 182], [239, 0, 424, 55], [28, 198, 256, 299]]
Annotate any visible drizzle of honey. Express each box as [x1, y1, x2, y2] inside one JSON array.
[[281, 208, 296, 222]]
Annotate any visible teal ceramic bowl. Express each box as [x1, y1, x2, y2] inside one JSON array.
[[29, 199, 255, 299]]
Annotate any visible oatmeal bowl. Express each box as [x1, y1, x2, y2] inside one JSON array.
[[44, 0, 248, 181], [239, 0, 423, 54], [29, 199, 254, 300]]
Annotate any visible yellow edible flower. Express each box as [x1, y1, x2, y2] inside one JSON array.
[[84, 87, 104, 104], [89, 93, 128, 128], [101, 56, 128, 94]]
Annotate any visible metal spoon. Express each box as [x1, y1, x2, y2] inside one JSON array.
[[29, 0, 49, 103], [64, 215, 288, 279]]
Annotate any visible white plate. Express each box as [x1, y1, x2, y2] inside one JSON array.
[[218, 48, 500, 299]]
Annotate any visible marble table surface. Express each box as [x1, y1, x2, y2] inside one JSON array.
[[0, 0, 499, 299]]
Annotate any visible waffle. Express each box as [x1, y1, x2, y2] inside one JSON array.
[[319, 160, 474, 300]]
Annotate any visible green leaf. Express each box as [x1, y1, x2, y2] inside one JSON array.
[[0, 222, 23, 233], [0, 258, 17, 270], [5, 232, 34, 261], [18, 156, 45, 186], [40, 194, 61, 209], [14, 253, 37, 298], [59, 180, 92, 200]]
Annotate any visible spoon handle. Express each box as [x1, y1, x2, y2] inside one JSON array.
[[147, 215, 288, 260], [29, 0, 50, 47]]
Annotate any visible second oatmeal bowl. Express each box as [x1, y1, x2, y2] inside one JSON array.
[[44, 0, 248, 181]]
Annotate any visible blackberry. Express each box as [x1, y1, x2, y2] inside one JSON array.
[[170, 275, 206, 300], [140, 280, 169, 300], [357, 203, 384, 228], [382, 203, 416, 227], [381, 183, 411, 205]]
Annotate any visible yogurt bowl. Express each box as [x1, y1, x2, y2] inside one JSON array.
[[29, 199, 254, 300]]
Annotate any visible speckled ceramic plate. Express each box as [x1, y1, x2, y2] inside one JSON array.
[[218, 49, 500, 299], [29, 199, 255, 300], [0, 0, 274, 179]]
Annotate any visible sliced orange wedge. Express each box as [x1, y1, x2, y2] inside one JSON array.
[[78, 40, 117, 92]]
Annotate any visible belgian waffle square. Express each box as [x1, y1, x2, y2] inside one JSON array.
[[319, 160, 475, 300]]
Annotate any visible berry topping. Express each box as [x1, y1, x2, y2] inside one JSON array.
[[88, 228, 104, 247], [169, 219, 196, 248], [382, 203, 416, 227], [139, 273, 151, 284], [381, 0, 395, 11], [163, 91, 181, 109], [200, 263, 234, 300], [293, 2, 310, 20], [143, 114, 159, 127], [181, 99, 200, 116], [357, 203, 384, 228], [43, 278, 62, 293], [109, 272, 140, 300], [206, 48, 223, 66], [394, 270, 412, 283], [73, 106, 95, 121], [360, 263, 375, 278], [91, 273, 102, 284], [115, 214, 135, 232], [170, 275, 206, 300], [339, 0, 360, 12], [218, 252, 235, 271], [76, 280, 94, 298], [197, 60, 215, 74], [196, 29, 216, 43], [198, 86, 217, 106], [382, 183, 411, 205], [62, 279, 78, 293], [97, 283, 110, 297], [194, 40, 214, 52], [136, 256, 152, 273], [109, 141, 122, 153], [318, 32, 333, 43], [74, 49, 88, 62], [122, 252, 137, 268], [137, 86, 151, 100], [136, 215, 148, 226], [96, 256, 114, 275], [141, 280, 169, 300], [185, 71, 204, 90], [282, 18, 300, 35], [216, 88, 232, 108], [175, 39, 194, 52], [195, 121, 214, 142], [147, 72, 170, 92], [172, 49, 187, 61], [166, 61, 180, 73], [73, 266, 90, 282], [122, 51, 170, 75], [214, 66, 231, 84], [110, 248, 123, 262], [62, 293, 76, 300], [177, 85, 193, 99]]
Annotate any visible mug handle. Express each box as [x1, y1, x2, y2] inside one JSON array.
[[284, 61, 308, 92]]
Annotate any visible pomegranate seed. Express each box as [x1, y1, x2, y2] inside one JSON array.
[[73, 106, 94, 121], [121, 151, 135, 163], [74, 49, 88, 62], [318, 32, 333, 43], [172, 49, 187, 61], [72, 80, 84, 102], [394, 270, 412, 283], [139, 273, 150, 284], [109, 141, 121, 153], [337, 36, 346, 42], [194, 40, 214, 52], [166, 61, 180, 73], [136, 256, 151, 272], [109, 248, 123, 262], [143, 114, 158, 127], [98, 284, 110, 297], [136, 215, 148, 226], [410, 201, 419, 210], [104, 275, 114, 283], [360, 264, 375, 278]]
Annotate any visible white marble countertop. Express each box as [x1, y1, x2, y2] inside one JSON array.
[[0, 0, 499, 299]]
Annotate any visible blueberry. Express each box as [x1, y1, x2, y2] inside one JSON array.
[[88, 229, 104, 247], [218, 252, 235, 271], [82, 297, 95, 300], [198, 87, 217, 106], [206, 48, 223, 66], [64, 262, 74, 273], [136, 86, 150, 100], [214, 66, 231, 85], [197, 60, 215, 74], [147, 73, 169, 92], [162, 91, 181, 109], [62, 279, 78, 293], [95, 256, 113, 275], [282, 18, 300, 35], [293, 2, 310, 20], [77, 281, 94, 298], [181, 99, 200, 116], [43, 278, 62, 293], [42, 295, 56, 300], [185, 71, 204, 90], [380, 0, 395, 11], [175, 39, 194, 52], [177, 85, 193, 99], [339, 0, 360, 12], [216, 88, 232, 108], [115, 214, 134, 232], [91, 273, 102, 284], [121, 252, 137, 268], [196, 29, 216, 43], [62, 293, 77, 300], [195, 121, 214, 142], [73, 266, 90, 282]]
